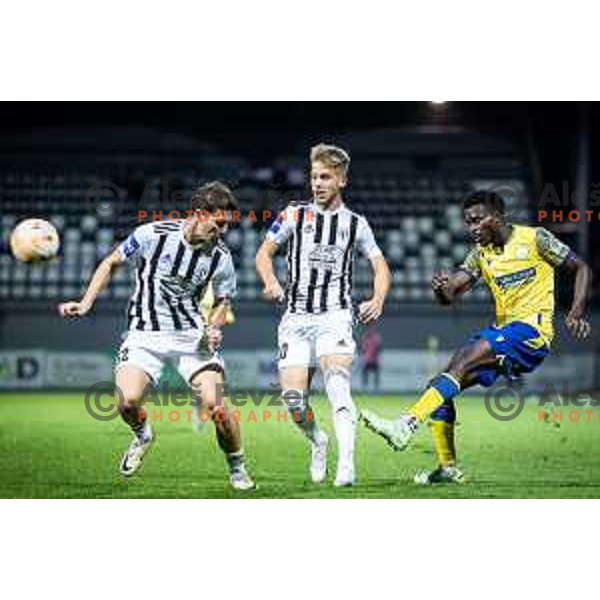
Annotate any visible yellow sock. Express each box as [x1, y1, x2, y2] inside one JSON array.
[[408, 387, 445, 423], [429, 420, 456, 466]]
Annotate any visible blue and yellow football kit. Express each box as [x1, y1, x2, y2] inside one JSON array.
[[458, 225, 572, 386], [416, 225, 573, 469]]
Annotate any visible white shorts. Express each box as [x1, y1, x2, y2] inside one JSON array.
[[115, 330, 224, 384], [277, 309, 356, 369]]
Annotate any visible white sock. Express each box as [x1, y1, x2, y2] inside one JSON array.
[[323, 367, 356, 469]]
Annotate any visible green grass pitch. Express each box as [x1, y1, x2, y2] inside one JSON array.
[[1, 391, 599, 498]]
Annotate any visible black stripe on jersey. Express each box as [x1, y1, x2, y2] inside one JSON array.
[[177, 300, 198, 328], [284, 242, 292, 305], [305, 268, 319, 313], [170, 244, 200, 328], [313, 214, 338, 313], [153, 222, 180, 233], [206, 249, 222, 285], [184, 248, 202, 281], [190, 294, 200, 316], [127, 300, 134, 329], [153, 227, 181, 236], [305, 212, 325, 312], [314, 212, 324, 243], [339, 215, 359, 309], [289, 208, 305, 312], [161, 292, 183, 330], [167, 242, 199, 328], [169, 242, 209, 329], [320, 270, 332, 312], [328, 214, 339, 245], [207, 249, 222, 280], [196, 249, 223, 297], [147, 235, 168, 330], [170, 242, 187, 277], [284, 216, 297, 305], [133, 257, 147, 330]]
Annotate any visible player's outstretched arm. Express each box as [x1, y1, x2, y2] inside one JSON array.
[[431, 270, 473, 305], [255, 238, 285, 302], [562, 254, 593, 340], [58, 249, 124, 319], [359, 255, 391, 323]]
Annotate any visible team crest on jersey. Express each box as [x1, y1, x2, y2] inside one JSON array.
[[160, 253, 172, 265], [516, 245, 530, 260], [339, 228, 349, 241]]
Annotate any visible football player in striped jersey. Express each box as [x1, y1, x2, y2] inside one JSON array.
[[256, 143, 391, 486], [59, 182, 256, 491]]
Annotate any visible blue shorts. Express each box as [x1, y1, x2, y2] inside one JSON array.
[[469, 321, 549, 387]]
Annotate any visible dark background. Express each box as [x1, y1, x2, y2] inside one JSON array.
[[0, 102, 598, 388]]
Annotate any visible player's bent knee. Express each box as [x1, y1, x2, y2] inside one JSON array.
[[211, 404, 229, 423], [283, 389, 315, 424], [320, 356, 352, 372], [282, 389, 314, 422], [119, 398, 144, 419], [447, 353, 480, 382], [118, 390, 145, 410], [282, 388, 308, 411], [189, 363, 225, 388]]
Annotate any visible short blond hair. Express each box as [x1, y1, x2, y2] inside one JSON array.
[[310, 143, 351, 174]]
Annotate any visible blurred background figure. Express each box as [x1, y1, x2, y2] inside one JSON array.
[[361, 324, 382, 392]]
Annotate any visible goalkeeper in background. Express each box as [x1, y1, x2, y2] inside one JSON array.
[[362, 191, 592, 484]]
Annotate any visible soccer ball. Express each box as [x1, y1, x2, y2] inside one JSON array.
[[9, 218, 60, 263]]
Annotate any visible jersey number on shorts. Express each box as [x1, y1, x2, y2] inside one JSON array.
[[117, 347, 129, 364]]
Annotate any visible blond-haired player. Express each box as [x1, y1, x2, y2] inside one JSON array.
[[256, 143, 391, 486]]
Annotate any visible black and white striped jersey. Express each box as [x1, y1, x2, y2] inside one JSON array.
[[266, 202, 382, 315], [117, 220, 236, 332]]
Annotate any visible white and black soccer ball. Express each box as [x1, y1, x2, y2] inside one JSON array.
[[9, 218, 61, 263]]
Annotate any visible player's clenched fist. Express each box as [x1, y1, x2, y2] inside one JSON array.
[[565, 310, 592, 340], [262, 278, 285, 303], [359, 297, 384, 324], [58, 301, 90, 318], [431, 271, 450, 292], [205, 325, 223, 350], [431, 271, 454, 304]]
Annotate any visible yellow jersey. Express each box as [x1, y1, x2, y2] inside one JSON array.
[[460, 225, 572, 344], [199, 282, 236, 325]]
